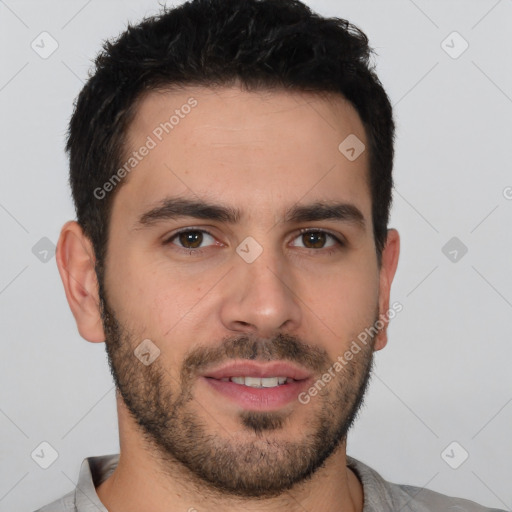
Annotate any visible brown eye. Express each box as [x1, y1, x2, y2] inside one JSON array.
[[178, 231, 204, 248], [302, 231, 327, 248], [167, 230, 216, 250], [292, 230, 340, 250]]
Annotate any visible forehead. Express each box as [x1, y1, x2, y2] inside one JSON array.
[[115, 85, 371, 222]]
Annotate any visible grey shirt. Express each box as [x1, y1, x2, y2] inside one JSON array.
[[34, 454, 505, 512]]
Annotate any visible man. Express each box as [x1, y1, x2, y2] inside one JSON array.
[[35, 0, 504, 511]]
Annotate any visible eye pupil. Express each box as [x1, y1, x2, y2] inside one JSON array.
[[303, 232, 326, 248], [179, 231, 203, 248]]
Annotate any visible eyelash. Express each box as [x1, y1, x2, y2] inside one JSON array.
[[163, 228, 216, 256], [163, 227, 345, 255], [294, 228, 345, 253]]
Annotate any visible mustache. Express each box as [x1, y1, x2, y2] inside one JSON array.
[[181, 333, 331, 380]]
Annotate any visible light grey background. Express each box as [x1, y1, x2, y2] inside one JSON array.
[[1, 1, 511, 511]]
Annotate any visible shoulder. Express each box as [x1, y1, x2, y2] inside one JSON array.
[[32, 453, 118, 512], [33, 490, 75, 512], [389, 482, 506, 512], [347, 456, 506, 512]]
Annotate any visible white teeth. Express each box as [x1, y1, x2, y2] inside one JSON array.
[[244, 376, 263, 387], [228, 376, 289, 388], [261, 377, 279, 388]]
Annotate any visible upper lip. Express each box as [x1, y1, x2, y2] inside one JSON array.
[[201, 360, 312, 381]]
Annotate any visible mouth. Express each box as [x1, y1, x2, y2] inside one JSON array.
[[217, 376, 293, 388], [200, 360, 313, 410], [202, 360, 311, 384]]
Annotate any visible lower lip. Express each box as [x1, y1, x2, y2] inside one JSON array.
[[202, 377, 311, 411]]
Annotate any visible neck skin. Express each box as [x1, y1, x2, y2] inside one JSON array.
[[96, 396, 364, 512]]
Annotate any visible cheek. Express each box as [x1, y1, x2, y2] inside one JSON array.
[[143, 271, 221, 354], [300, 255, 379, 340], [106, 241, 221, 341]]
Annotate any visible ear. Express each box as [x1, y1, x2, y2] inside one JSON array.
[[55, 221, 106, 343], [374, 228, 400, 351]]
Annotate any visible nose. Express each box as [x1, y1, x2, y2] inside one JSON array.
[[219, 247, 302, 338]]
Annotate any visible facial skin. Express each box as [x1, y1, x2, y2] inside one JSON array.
[[57, 85, 399, 512]]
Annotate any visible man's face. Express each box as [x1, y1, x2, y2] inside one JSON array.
[[100, 86, 387, 497]]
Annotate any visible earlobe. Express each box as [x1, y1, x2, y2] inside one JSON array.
[[374, 228, 400, 351], [55, 221, 106, 343]]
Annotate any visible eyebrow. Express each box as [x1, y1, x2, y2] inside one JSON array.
[[134, 197, 365, 230], [284, 202, 365, 228], [136, 197, 241, 227]]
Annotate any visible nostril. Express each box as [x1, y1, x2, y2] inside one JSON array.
[[231, 320, 256, 331]]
